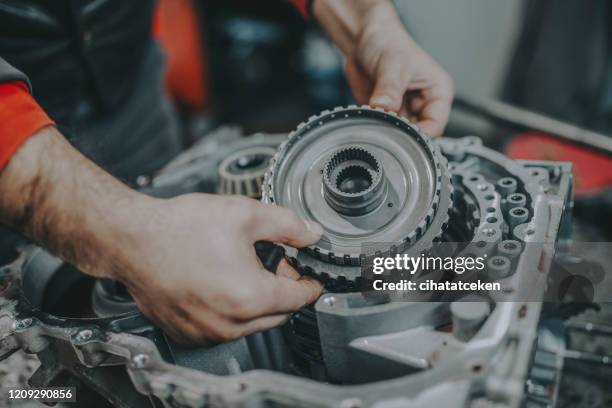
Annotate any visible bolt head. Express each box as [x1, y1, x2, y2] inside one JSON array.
[[75, 329, 93, 342], [132, 353, 149, 369]]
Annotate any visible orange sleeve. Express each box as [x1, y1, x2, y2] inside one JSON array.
[[0, 82, 55, 170], [291, 0, 312, 18]]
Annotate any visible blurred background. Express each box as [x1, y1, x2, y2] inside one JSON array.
[[156, 0, 612, 239], [1, 3, 611, 406]]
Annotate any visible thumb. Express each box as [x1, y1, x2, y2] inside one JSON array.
[[247, 202, 323, 248], [369, 58, 408, 113]]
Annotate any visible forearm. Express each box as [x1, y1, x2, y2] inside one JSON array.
[[0, 127, 152, 278], [312, 0, 407, 56]]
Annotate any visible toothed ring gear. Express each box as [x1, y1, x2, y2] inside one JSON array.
[[262, 106, 453, 286]]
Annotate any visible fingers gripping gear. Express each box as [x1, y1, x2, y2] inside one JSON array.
[[262, 106, 453, 286]]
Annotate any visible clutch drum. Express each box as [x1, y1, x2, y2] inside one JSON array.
[[262, 106, 452, 286]]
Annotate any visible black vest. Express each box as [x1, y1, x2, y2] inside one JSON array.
[[0, 0, 155, 125]]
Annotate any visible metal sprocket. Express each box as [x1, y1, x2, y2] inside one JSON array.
[[262, 106, 452, 286]]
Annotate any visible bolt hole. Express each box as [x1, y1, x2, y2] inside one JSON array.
[[486, 207, 495, 213], [387, 202, 393, 208], [485, 194, 495, 201], [486, 217, 498, 223]]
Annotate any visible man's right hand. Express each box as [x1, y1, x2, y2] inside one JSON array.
[[0, 127, 323, 344], [118, 194, 323, 344]]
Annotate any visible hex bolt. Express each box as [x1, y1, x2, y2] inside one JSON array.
[[487, 256, 512, 279], [132, 353, 150, 369], [75, 329, 93, 342], [497, 240, 522, 259], [496, 177, 517, 195], [451, 300, 490, 342], [504, 193, 526, 210], [507, 207, 528, 229]]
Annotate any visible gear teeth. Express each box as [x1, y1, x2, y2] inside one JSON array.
[[261, 106, 452, 285]]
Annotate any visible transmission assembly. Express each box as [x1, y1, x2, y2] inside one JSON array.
[[262, 107, 452, 289], [0, 106, 575, 407]]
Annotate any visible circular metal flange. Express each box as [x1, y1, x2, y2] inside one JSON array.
[[218, 146, 276, 198], [262, 106, 452, 281]]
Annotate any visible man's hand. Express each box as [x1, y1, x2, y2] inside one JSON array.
[[314, 0, 454, 137], [0, 127, 323, 344], [120, 194, 323, 344]]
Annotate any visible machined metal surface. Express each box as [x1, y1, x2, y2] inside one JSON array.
[[262, 106, 452, 284], [217, 145, 276, 198], [0, 111, 577, 408]]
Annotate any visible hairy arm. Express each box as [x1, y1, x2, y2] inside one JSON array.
[[312, 0, 454, 136], [0, 126, 144, 278], [0, 128, 322, 343]]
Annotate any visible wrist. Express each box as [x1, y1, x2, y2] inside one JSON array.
[[313, 0, 408, 60], [85, 185, 159, 281], [0, 126, 157, 281]]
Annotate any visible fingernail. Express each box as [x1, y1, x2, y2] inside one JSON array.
[[370, 95, 392, 108], [304, 220, 324, 237]]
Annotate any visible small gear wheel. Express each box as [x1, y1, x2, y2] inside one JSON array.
[[218, 146, 277, 198], [262, 106, 452, 285]]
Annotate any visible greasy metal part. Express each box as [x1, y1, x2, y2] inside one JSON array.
[[0, 123, 575, 408], [150, 129, 285, 198], [451, 300, 490, 342], [217, 146, 276, 198], [454, 94, 612, 155], [313, 134, 573, 386], [504, 193, 526, 210], [262, 105, 452, 283], [497, 240, 522, 260]]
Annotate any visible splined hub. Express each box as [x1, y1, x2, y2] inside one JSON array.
[[322, 146, 386, 216], [262, 106, 453, 285]]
